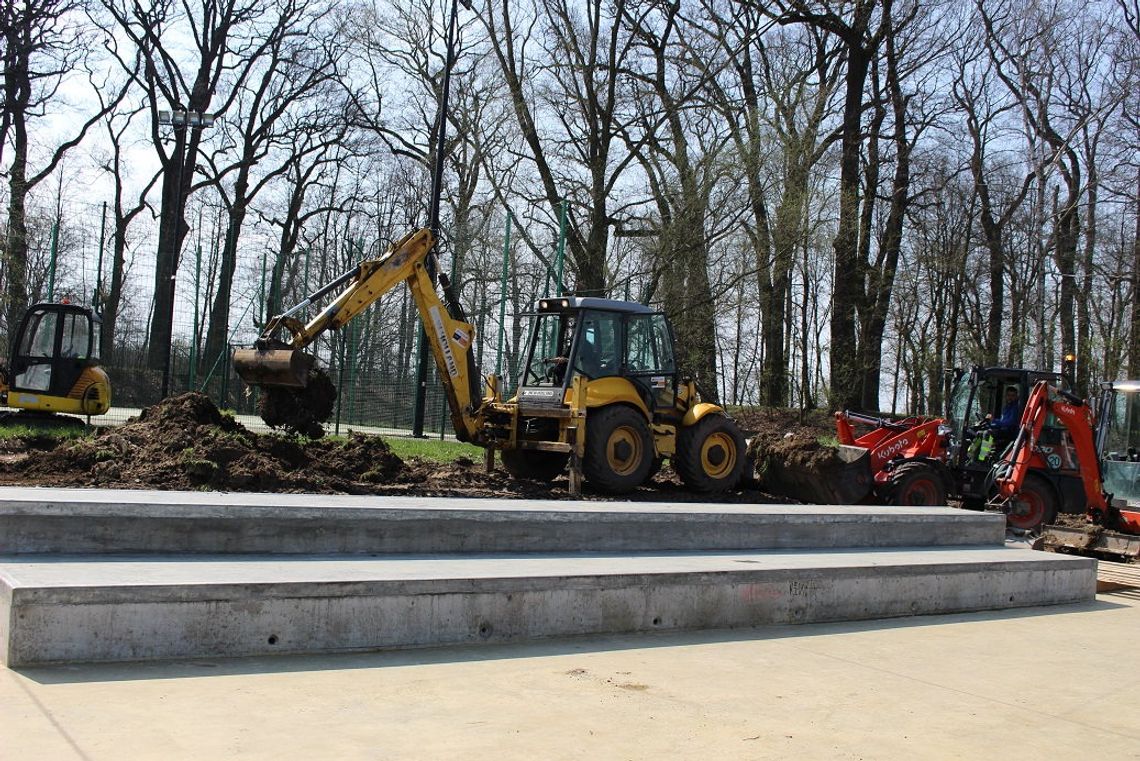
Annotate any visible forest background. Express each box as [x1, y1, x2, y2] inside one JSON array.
[[3, 0, 1139, 430]]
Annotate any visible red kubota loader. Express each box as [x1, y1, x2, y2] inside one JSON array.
[[757, 365, 1093, 531]]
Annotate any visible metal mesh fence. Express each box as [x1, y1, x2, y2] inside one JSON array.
[[5, 197, 543, 435]]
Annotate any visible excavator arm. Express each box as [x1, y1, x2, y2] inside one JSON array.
[[990, 380, 1107, 513], [234, 228, 484, 441]]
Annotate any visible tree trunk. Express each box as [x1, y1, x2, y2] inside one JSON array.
[[5, 138, 29, 338], [203, 198, 247, 373], [830, 45, 871, 410], [1131, 170, 1140, 378]]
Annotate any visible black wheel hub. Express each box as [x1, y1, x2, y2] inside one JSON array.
[[707, 445, 726, 467]]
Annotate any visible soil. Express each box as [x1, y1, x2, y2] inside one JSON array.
[[0, 393, 809, 502], [735, 409, 872, 503], [257, 368, 338, 438], [7, 393, 406, 494]]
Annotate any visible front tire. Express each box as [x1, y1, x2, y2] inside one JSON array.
[[583, 405, 653, 494], [884, 462, 947, 506], [674, 414, 747, 494], [1006, 472, 1057, 531]]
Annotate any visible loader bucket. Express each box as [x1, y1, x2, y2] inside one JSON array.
[[1042, 524, 1140, 561], [752, 436, 873, 504], [232, 348, 315, 389]]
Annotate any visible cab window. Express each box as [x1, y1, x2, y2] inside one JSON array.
[[574, 311, 621, 379], [60, 312, 90, 358], [625, 314, 674, 374], [19, 310, 58, 358]]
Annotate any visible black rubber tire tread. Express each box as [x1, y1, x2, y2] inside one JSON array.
[[583, 405, 653, 494], [500, 448, 568, 482], [674, 414, 747, 494], [1008, 471, 1058, 531], [885, 462, 947, 506]]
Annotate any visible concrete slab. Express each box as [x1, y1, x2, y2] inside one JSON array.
[[0, 487, 1006, 554], [0, 547, 1094, 665], [3, 593, 1138, 761]]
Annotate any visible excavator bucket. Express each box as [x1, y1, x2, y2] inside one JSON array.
[[754, 439, 874, 504], [232, 348, 315, 389], [1042, 524, 1140, 560]]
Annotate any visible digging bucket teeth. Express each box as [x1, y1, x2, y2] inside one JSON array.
[[232, 348, 316, 389], [761, 444, 873, 504]]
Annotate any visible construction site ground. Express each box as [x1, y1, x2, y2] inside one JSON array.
[[0, 590, 1135, 760], [0, 393, 835, 501]]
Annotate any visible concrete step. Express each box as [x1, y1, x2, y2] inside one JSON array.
[[0, 547, 1095, 665], [0, 488, 1006, 555]]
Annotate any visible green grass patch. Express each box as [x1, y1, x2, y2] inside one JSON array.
[[0, 422, 90, 441], [383, 437, 483, 463]]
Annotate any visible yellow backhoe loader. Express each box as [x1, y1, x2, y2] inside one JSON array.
[[0, 302, 111, 422], [233, 228, 747, 496]]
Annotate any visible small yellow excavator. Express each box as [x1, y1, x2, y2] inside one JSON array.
[[233, 228, 747, 495], [0, 302, 112, 420]]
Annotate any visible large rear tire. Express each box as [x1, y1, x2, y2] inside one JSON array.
[[1006, 472, 1057, 532], [884, 462, 947, 506], [674, 414, 747, 494], [583, 405, 653, 494], [500, 449, 568, 482]]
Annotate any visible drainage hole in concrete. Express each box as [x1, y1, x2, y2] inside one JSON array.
[[268, 635, 279, 645], [652, 617, 661, 626], [478, 623, 493, 639]]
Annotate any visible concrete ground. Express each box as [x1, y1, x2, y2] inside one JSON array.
[[2, 590, 1138, 760]]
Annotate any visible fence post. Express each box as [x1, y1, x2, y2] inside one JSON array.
[[220, 343, 231, 410], [94, 202, 107, 310], [555, 198, 567, 295], [348, 317, 358, 426], [47, 217, 60, 301], [496, 213, 511, 379], [189, 215, 202, 389], [335, 331, 347, 436]]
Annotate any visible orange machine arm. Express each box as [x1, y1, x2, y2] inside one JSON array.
[[993, 381, 1107, 512]]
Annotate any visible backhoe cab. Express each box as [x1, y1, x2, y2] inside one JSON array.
[[232, 228, 748, 496], [0, 302, 111, 419]]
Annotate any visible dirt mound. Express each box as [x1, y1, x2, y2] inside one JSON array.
[[748, 431, 872, 504], [732, 407, 834, 440], [19, 392, 406, 493]]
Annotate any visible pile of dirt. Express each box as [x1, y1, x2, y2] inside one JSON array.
[[732, 407, 834, 440], [748, 431, 872, 504], [15, 392, 407, 493]]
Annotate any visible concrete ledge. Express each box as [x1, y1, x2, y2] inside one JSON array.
[[0, 488, 1006, 555], [0, 548, 1095, 665]]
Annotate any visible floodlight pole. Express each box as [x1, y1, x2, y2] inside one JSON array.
[[412, 0, 468, 437]]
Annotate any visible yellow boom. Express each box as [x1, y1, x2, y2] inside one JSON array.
[[233, 228, 484, 441]]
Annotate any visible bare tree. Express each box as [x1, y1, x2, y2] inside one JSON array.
[[197, 0, 351, 372], [478, 0, 645, 294], [96, 106, 161, 363], [1, 0, 124, 341], [100, 0, 284, 372]]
